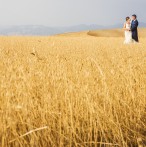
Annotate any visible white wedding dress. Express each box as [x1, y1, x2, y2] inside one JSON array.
[[124, 23, 133, 44]]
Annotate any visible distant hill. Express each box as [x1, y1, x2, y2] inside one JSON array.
[[0, 24, 104, 36], [139, 22, 146, 27], [0, 25, 61, 36], [0, 22, 145, 36], [107, 22, 146, 29]]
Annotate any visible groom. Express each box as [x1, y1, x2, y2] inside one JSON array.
[[131, 14, 139, 42]]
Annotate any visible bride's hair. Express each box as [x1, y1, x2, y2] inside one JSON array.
[[126, 17, 130, 21]]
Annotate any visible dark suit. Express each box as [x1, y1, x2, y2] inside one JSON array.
[[131, 20, 139, 42]]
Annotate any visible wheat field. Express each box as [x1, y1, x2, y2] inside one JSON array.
[[0, 29, 146, 147]]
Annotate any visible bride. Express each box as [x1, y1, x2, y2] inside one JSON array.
[[123, 17, 133, 44]]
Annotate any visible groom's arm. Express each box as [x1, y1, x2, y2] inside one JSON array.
[[131, 21, 138, 31]]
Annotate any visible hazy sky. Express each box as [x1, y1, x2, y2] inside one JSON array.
[[0, 0, 145, 26]]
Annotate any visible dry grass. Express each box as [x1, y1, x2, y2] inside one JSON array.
[[0, 30, 146, 147]]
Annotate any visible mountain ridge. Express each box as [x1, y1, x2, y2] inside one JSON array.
[[0, 22, 145, 36]]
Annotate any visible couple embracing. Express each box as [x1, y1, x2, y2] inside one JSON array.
[[123, 14, 139, 44]]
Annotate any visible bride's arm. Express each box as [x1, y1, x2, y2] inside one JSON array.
[[123, 23, 126, 30], [123, 23, 129, 31]]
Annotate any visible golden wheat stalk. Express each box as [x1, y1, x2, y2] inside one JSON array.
[[9, 126, 48, 143]]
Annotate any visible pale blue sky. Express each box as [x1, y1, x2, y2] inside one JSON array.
[[0, 0, 145, 26]]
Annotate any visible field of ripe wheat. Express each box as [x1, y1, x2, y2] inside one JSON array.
[[0, 29, 146, 147]]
